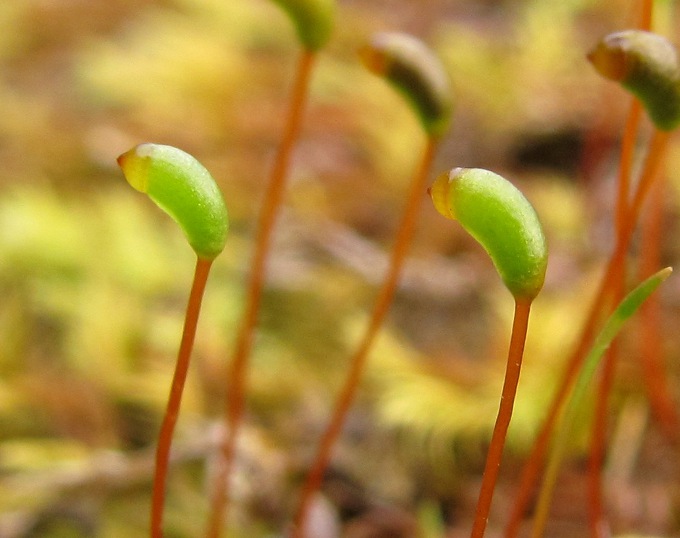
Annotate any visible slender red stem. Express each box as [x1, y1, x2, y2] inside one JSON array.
[[614, 101, 642, 235], [205, 49, 317, 538], [586, 0, 662, 520], [627, 131, 670, 224], [470, 298, 533, 538], [587, 315, 622, 538], [290, 137, 439, 538], [150, 257, 213, 538], [585, 95, 641, 538], [587, 128, 669, 538], [638, 0, 653, 30], [588, 131, 668, 537], [638, 180, 680, 441]]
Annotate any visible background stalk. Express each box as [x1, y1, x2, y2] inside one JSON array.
[[587, 128, 669, 537], [291, 137, 439, 537], [584, 92, 642, 538], [206, 49, 317, 538], [637, 180, 680, 441], [614, 101, 642, 233]]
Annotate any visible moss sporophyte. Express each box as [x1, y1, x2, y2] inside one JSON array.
[[430, 167, 547, 538], [117, 143, 228, 538]]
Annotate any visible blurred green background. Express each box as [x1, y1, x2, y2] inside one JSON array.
[[0, 0, 678, 536]]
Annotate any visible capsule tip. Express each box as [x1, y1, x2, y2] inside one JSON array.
[[117, 145, 151, 193], [430, 169, 461, 221], [587, 38, 629, 82]]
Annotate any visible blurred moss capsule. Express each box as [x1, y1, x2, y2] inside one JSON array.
[[271, 0, 335, 51], [361, 32, 454, 138], [588, 30, 680, 131]]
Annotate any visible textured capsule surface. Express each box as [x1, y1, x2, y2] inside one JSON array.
[[117, 144, 229, 260], [361, 32, 453, 138], [588, 30, 680, 131], [431, 168, 547, 300], [271, 0, 335, 51]]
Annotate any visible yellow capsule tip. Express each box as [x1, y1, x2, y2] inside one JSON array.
[[587, 39, 629, 82], [430, 169, 459, 220], [117, 146, 150, 193]]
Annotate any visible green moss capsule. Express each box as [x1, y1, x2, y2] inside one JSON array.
[[117, 144, 229, 260], [588, 30, 680, 131], [271, 0, 335, 51], [431, 168, 547, 300], [361, 32, 453, 138]]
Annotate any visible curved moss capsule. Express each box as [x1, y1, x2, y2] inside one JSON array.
[[117, 144, 229, 260], [271, 0, 335, 51], [588, 30, 680, 131], [361, 32, 453, 138], [430, 168, 547, 300]]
